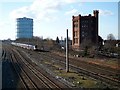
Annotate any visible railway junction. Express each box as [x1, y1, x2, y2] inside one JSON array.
[[1, 42, 120, 89]]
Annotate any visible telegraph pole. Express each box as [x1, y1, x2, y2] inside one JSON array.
[[66, 29, 69, 72]]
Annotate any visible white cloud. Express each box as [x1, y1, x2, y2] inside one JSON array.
[[65, 9, 79, 15], [0, 0, 118, 3], [65, 9, 114, 16], [99, 9, 114, 16], [10, 6, 30, 19], [30, 0, 62, 11], [63, 0, 79, 3], [0, 0, 34, 2], [9, 0, 80, 22]]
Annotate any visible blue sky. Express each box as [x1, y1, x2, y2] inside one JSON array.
[[0, 0, 119, 40]]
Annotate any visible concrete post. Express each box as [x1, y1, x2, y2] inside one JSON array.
[[66, 29, 69, 72]]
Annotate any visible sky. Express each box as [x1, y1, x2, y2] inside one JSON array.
[[0, 0, 119, 40]]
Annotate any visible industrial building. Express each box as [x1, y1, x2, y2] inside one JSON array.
[[16, 17, 33, 39], [72, 10, 99, 50]]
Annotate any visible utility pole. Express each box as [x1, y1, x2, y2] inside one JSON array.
[[66, 29, 69, 72]]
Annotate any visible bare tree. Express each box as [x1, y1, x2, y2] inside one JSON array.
[[44, 38, 54, 50], [56, 36, 60, 44], [80, 38, 94, 56], [81, 38, 93, 49], [107, 34, 116, 40]]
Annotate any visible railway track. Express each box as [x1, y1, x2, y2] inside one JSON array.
[[70, 63, 120, 88], [12, 49, 63, 89], [41, 51, 119, 76], [2, 47, 27, 89], [5, 44, 120, 88], [1, 49, 6, 60], [11, 45, 120, 88], [11, 52, 40, 89], [43, 52, 120, 87], [2, 44, 73, 90], [15, 49, 74, 88], [22, 50, 120, 88], [3, 44, 65, 89]]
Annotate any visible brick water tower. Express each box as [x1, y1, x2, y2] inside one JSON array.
[[72, 10, 99, 50]]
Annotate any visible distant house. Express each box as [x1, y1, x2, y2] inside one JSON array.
[[59, 40, 65, 47], [59, 40, 72, 49], [104, 40, 120, 47], [116, 42, 120, 47]]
